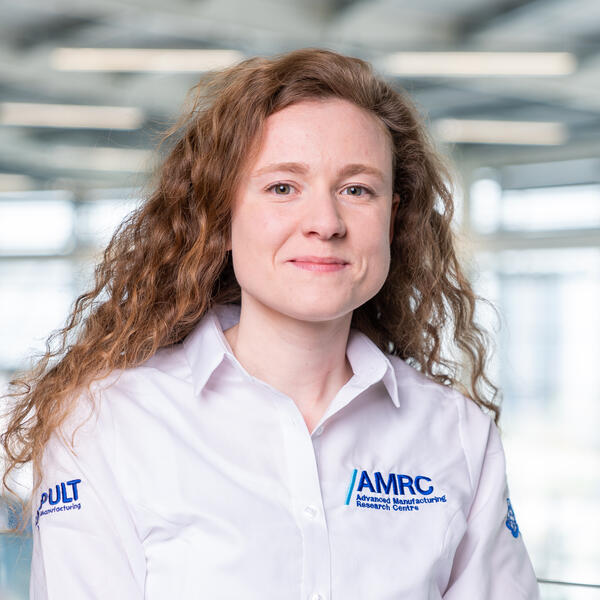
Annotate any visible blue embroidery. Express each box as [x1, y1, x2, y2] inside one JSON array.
[[505, 497, 519, 538], [345, 469, 358, 505], [35, 478, 82, 527]]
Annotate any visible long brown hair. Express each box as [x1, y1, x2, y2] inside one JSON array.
[[1, 47, 501, 535]]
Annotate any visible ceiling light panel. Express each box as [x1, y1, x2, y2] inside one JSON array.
[[434, 119, 568, 145], [380, 52, 576, 77], [51, 48, 245, 72], [0, 103, 144, 129]]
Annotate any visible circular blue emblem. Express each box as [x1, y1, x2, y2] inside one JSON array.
[[505, 497, 519, 538]]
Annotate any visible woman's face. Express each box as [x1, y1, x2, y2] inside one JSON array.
[[229, 97, 399, 324]]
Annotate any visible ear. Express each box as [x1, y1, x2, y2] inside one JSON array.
[[389, 193, 400, 244]]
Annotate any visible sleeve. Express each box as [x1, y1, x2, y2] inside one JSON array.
[[29, 389, 146, 599], [443, 404, 541, 600]]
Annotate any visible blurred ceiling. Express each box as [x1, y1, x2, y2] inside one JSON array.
[[1, 0, 599, 189]]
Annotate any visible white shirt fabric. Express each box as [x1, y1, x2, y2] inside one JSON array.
[[30, 302, 540, 599]]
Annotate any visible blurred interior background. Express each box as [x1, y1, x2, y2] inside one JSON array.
[[0, 0, 599, 598]]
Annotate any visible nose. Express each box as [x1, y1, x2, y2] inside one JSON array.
[[301, 191, 346, 240]]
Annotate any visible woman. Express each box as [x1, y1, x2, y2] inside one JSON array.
[[1, 48, 540, 598]]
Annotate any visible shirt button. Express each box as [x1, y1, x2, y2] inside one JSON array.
[[313, 425, 324, 436], [303, 505, 318, 519], [308, 594, 324, 600]]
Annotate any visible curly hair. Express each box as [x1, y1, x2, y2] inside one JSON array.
[[1, 47, 501, 535]]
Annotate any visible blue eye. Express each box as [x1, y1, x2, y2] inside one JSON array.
[[342, 185, 370, 196], [268, 183, 294, 195]]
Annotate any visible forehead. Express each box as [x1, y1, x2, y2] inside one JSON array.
[[247, 98, 393, 171]]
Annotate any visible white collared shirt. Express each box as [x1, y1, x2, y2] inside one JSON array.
[[30, 303, 540, 599]]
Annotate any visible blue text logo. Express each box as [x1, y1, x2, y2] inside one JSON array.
[[35, 479, 82, 527], [345, 469, 436, 505]]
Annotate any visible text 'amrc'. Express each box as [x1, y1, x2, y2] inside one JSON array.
[[345, 469, 447, 512]]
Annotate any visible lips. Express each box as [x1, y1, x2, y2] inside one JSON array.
[[289, 256, 348, 264], [288, 256, 349, 272]]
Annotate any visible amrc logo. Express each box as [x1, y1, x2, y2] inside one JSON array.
[[345, 469, 447, 512], [35, 479, 82, 527]]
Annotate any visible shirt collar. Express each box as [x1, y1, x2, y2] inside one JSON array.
[[182, 303, 240, 397], [182, 303, 400, 408], [346, 327, 400, 408]]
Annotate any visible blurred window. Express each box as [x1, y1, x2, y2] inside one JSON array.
[[470, 181, 600, 233], [0, 260, 74, 369], [76, 193, 139, 247], [471, 175, 600, 595], [501, 185, 600, 232], [0, 187, 138, 375], [0, 191, 75, 255]]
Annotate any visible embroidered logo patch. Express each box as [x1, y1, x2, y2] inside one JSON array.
[[35, 478, 82, 528], [505, 497, 519, 538], [345, 468, 447, 513]]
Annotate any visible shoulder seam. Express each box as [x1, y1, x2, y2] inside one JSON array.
[[454, 389, 476, 496]]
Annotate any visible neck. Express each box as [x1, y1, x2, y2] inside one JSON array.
[[223, 296, 354, 430]]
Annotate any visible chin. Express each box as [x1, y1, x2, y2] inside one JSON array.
[[293, 311, 352, 324], [245, 287, 366, 323], [278, 299, 357, 323]]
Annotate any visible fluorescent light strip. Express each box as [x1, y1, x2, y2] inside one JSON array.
[[0, 102, 144, 129], [47, 146, 153, 172], [381, 52, 576, 76], [0, 174, 35, 192], [51, 48, 245, 72], [434, 119, 568, 145]]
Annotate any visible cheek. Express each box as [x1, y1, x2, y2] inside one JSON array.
[[372, 241, 391, 279], [362, 216, 391, 256], [362, 221, 392, 281], [231, 206, 289, 262]]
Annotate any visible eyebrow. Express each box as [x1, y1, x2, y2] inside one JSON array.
[[251, 161, 386, 181]]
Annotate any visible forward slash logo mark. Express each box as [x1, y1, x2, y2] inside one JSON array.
[[345, 468, 358, 505]]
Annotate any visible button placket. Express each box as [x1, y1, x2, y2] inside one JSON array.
[[275, 398, 331, 600]]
